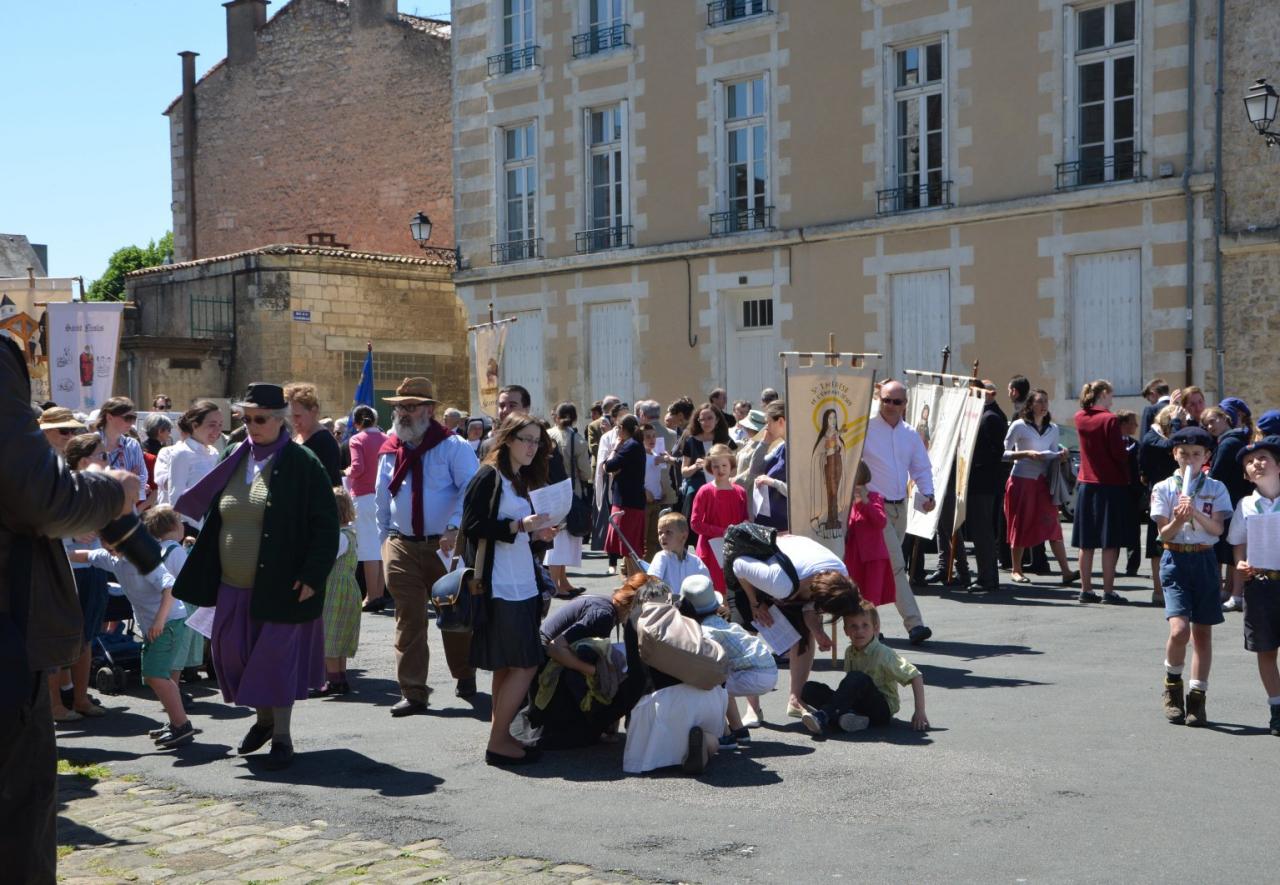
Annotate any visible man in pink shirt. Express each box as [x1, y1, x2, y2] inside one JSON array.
[[347, 405, 389, 611]]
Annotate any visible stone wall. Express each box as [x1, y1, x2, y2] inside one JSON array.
[[169, 0, 452, 262]]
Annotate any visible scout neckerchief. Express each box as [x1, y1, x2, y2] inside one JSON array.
[[1253, 492, 1280, 515]]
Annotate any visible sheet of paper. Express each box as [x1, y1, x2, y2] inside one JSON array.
[[752, 482, 771, 519], [708, 536, 725, 567], [529, 478, 573, 525], [1246, 512, 1280, 570], [184, 606, 216, 639], [752, 606, 802, 655], [653, 436, 666, 455], [913, 487, 930, 513]]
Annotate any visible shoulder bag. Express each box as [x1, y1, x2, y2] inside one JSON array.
[[565, 430, 592, 539], [432, 468, 501, 632]]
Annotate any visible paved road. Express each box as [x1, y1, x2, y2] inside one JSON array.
[[58, 549, 1276, 884]]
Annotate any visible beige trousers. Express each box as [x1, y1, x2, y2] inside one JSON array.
[[881, 500, 925, 631]]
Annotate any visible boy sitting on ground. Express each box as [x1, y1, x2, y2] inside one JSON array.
[[800, 600, 928, 734]]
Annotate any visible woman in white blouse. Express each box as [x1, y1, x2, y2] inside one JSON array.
[[166, 401, 224, 532], [1002, 389, 1078, 585]]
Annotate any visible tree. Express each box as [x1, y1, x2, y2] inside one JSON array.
[[86, 232, 173, 302]]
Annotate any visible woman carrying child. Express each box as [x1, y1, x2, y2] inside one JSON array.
[[690, 443, 748, 595], [312, 487, 361, 697]]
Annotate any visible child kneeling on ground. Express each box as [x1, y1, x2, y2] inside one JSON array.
[[679, 575, 778, 751], [1150, 427, 1231, 727], [1227, 434, 1280, 737], [72, 505, 197, 748], [800, 600, 928, 734]]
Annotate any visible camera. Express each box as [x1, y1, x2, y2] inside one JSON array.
[[98, 512, 162, 574]]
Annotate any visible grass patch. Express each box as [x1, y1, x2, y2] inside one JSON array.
[[57, 759, 111, 781], [57, 845, 75, 860]]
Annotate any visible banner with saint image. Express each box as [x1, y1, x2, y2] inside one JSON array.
[[46, 301, 125, 412], [905, 380, 970, 540], [785, 363, 877, 556], [470, 321, 509, 418], [949, 387, 988, 533]]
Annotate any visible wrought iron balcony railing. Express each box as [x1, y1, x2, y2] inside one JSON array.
[[709, 206, 774, 236], [1055, 150, 1145, 190], [490, 238, 542, 264], [876, 180, 954, 215], [575, 225, 634, 254], [707, 0, 772, 27], [572, 23, 631, 58], [487, 45, 540, 76]]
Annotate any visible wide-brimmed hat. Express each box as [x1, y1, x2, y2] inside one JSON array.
[[384, 376, 437, 405], [680, 575, 720, 615], [234, 382, 287, 410], [39, 406, 86, 431], [739, 409, 767, 434], [1237, 435, 1280, 464]]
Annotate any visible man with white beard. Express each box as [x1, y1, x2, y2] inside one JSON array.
[[375, 377, 480, 715]]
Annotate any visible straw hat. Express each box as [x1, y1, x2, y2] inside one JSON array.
[[38, 406, 86, 431]]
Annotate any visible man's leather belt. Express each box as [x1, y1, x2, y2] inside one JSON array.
[[1163, 542, 1211, 553], [389, 532, 441, 543], [884, 498, 905, 505], [1253, 570, 1280, 581]]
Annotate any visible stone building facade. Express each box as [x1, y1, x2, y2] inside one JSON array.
[[167, 0, 453, 262], [119, 245, 466, 419], [450, 0, 1231, 417]]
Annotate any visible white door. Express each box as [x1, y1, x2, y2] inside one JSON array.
[[725, 293, 780, 405], [1071, 250, 1141, 394], [500, 309, 545, 413], [588, 301, 634, 404], [891, 269, 951, 378]]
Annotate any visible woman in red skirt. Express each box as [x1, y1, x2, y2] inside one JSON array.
[[604, 415, 648, 574], [689, 443, 748, 594], [1003, 389, 1080, 586]]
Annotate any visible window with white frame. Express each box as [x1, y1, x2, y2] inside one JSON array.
[[581, 105, 628, 252], [589, 0, 624, 29], [499, 123, 538, 260], [573, 0, 629, 56], [716, 76, 770, 234], [503, 0, 535, 51], [890, 39, 946, 212], [1070, 0, 1138, 186]]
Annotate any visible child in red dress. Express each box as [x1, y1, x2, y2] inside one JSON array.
[[843, 462, 896, 607], [690, 444, 748, 594]]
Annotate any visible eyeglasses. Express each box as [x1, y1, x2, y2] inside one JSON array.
[[393, 403, 425, 413], [881, 398, 906, 406], [513, 434, 541, 446], [246, 415, 277, 425]]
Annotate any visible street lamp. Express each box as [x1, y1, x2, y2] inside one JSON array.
[[409, 211, 462, 268], [1243, 78, 1280, 147]]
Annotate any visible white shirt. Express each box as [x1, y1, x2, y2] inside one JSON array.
[[647, 548, 711, 595], [861, 414, 934, 501], [490, 475, 538, 602], [730, 534, 847, 601], [84, 548, 184, 630], [1150, 473, 1232, 546], [643, 451, 665, 500], [154, 441, 180, 503], [594, 426, 621, 507], [1227, 491, 1280, 570], [167, 437, 221, 524], [1003, 419, 1062, 480]]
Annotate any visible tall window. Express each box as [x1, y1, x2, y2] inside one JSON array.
[[503, 123, 537, 254], [585, 105, 627, 250], [1074, 0, 1137, 184], [589, 0, 623, 29], [503, 0, 534, 52], [893, 40, 945, 210], [724, 76, 769, 231]]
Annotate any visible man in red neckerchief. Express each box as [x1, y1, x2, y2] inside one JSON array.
[[375, 377, 479, 716]]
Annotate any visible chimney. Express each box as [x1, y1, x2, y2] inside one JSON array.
[[352, 0, 397, 29], [179, 51, 200, 260], [224, 0, 268, 66]]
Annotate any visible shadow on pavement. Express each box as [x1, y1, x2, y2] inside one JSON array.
[[1201, 720, 1272, 737], [916, 662, 1048, 691], [882, 638, 1042, 660], [937, 586, 1079, 608], [237, 748, 444, 795]]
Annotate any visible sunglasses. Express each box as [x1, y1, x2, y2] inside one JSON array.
[[114, 412, 138, 422], [882, 398, 906, 406], [55, 428, 77, 436], [246, 415, 277, 425]]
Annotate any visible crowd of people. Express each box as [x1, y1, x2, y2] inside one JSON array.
[[7, 323, 1280, 876]]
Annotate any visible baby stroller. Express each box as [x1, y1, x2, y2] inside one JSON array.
[[90, 582, 143, 694]]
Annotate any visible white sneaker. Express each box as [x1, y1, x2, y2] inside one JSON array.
[[837, 713, 871, 733], [1223, 596, 1243, 612], [740, 707, 762, 729]]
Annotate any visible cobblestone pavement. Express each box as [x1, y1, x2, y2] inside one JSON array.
[[56, 764, 660, 884]]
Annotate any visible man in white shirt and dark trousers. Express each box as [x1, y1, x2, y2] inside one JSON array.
[[860, 380, 936, 645]]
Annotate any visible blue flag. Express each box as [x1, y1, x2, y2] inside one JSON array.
[[348, 345, 374, 440]]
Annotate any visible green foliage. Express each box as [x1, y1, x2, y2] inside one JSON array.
[[86, 231, 173, 302]]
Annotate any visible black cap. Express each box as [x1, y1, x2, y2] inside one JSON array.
[[1237, 435, 1280, 464], [234, 382, 286, 410], [1169, 426, 1214, 450]]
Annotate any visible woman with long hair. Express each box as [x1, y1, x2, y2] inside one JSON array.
[[1002, 389, 1078, 586], [166, 401, 224, 535], [462, 414, 556, 766], [96, 396, 147, 508], [1072, 380, 1132, 604], [678, 403, 734, 544]]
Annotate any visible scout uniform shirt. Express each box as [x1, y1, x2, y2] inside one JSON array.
[[1227, 490, 1280, 569], [1149, 472, 1232, 546]]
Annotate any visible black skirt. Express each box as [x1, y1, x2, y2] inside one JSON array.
[[1072, 483, 1135, 550], [471, 595, 543, 671]]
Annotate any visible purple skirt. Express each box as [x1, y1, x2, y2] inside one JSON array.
[[211, 583, 324, 708]]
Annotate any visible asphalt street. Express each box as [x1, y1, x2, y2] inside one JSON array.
[[58, 548, 1278, 884]]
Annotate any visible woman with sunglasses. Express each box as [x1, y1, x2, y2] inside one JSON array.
[[461, 414, 556, 766], [47, 434, 114, 723], [96, 397, 147, 508], [39, 406, 86, 455]]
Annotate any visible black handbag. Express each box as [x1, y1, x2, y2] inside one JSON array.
[[565, 431, 592, 538], [431, 469, 501, 632]]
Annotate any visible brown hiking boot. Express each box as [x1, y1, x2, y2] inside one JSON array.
[[1185, 688, 1207, 727], [1162, 678, 1185, 724]]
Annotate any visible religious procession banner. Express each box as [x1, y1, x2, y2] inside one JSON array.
[[0, 276, 75, 404], [905, 380, 969, 540], [785, 363, 877, 556], [950, 387, 988, 533], [470, 320, 509, 418], [46, 301, 125, 412]]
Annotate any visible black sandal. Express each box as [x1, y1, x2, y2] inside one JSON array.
[[553, 587, 586, 600]]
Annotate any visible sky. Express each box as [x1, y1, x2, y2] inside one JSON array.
[[0, 1, 449, 283]]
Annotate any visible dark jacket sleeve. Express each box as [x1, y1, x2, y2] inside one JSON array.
[[296, 445, 340, 592], [462, 465, 517, 545], [0, 339, 124, 541]]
